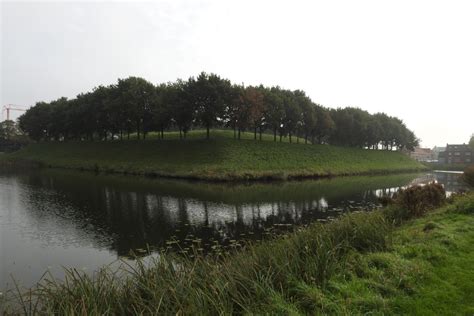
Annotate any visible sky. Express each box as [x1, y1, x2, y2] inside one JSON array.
[[1, 0, 473, 147]]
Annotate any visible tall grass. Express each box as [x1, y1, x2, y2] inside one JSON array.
[[3, 210, 390, 315]]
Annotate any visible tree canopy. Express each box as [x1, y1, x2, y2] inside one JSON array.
[[17, 72, 419, 150]]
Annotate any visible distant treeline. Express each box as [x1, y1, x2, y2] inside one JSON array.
[[19, 72, 418, 150]]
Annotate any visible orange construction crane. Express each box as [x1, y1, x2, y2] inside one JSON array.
[[2, 104, 26, 121]]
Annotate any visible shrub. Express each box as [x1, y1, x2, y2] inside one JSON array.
[[378, 195, 394, 207], [462, 165, 474, 187], [387, 182, 446, 221]]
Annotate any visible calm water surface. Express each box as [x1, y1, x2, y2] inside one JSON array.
[[0, 169, 466, 289]]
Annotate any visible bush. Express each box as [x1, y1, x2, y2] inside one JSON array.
[[462, 165, 474, 187], [385, 182, 446, 222]]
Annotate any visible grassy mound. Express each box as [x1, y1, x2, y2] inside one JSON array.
[[2, 129, 425, 181]]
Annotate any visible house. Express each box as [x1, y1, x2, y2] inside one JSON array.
[[409, 147, 434, 162], [438, 144, 473, 164]]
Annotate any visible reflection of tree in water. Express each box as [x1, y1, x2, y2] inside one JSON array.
[[18, 171, 449, 258]]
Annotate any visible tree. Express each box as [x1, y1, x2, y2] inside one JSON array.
[[189, 72, 232, 139], [312, 105, 334, 144], [264, 88, 285, 142], [48, 97, 71, 141], [294, 91, 315, 144], [171, 80, 195, 139], [151, 84, 173, 139], [243, 86, 266, 140], [117, 77, 155, 140], [469, 134, 474, 150], [225, 85, 245, 139], [281, 90, 301, 143], [0, 120, 20, 140], [18, 101, 52, 141], [365, 115, 383, 149]]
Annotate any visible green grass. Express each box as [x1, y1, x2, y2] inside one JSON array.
[[143, 129, 308, 142], [316, 195, 474, 315], [422, 162, 468, 171], [1, 129, 425, 181], [4, 192, 473, 315]]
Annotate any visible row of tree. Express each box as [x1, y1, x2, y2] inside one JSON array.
[[18, 72, 419, 150]]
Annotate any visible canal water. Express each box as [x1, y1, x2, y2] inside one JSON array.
[[0, 169, 467, 289]]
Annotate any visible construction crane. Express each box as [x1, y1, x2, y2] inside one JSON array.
[[2, 104, 26, 121]]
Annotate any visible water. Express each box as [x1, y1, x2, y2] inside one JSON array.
[[0, 169, 466, 289]]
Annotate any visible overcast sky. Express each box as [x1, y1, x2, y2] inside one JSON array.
[[1, 0, 473, 147]]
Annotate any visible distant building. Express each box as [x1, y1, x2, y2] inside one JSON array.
[[431, 146, 446, 161], [409, 147, 434, 162], [438, 144, 473, 164]]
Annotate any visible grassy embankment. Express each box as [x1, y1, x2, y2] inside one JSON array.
[[422, 162, 469, 171], [3, 190, 473, 314], [1, 129, 425, 181]]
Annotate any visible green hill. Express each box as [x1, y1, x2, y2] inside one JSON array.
[[2, 130, 425, 181]]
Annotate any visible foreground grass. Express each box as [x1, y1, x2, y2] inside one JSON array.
[[2, 129, 424, 181], [320, 195, 474, 315], [4, 193, 473, 315]]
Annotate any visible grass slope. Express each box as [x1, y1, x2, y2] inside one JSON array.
[[3, 129, 425, 181], [318, 195, 474, 315]]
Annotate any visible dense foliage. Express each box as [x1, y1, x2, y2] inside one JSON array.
[[463, 165, 474, 187], [389, 182, 446, 219], [0, 120, 21, 141], [0, 120, 29, 152], [18, 72, 418, 150]]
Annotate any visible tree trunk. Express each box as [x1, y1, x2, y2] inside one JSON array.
[[289, 133, 292, 143], [305, 135, 308, 144], [161, 128, 164, 139], [206, 126, 210, 139], [254, 126, 257, 140], [179, 129, 182, 139], [238, 128, 241, 140], [274, 129, 277, 142]]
